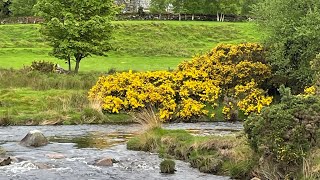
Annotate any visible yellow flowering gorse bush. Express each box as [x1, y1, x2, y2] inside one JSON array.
[[89, 43, 273, 121]]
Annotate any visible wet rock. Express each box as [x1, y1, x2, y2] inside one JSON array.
[[20, 130, 48, 147], [0, 157, 12, 166], [34, 162, 52, 169], [94, 157, 115, 166], [10, 156, 27, 163], [46, 153, 65, 159], [251, 178, 261, 180]]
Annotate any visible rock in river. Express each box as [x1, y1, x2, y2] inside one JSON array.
[[0, 157, 12, 166], [46, 153, 65, 159], [20, 130, 48, 147], [94, 157, 116, 166]]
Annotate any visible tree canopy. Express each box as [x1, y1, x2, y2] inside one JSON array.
[[151, 0, 257, 21], [10, 0, 37, 16], [0, 0, 11, 18], [253, 0, 320, 92], [35, 0, 117, 73]]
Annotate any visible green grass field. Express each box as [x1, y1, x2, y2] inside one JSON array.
[[0, 21, 262, 71], [0, 21, 262, 125]]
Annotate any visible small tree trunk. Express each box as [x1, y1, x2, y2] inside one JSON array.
[[185, 14, 187, 20], [159, 13, 162, 20], [178, 13, 181, 21], [217, 12, 219, 21], [74, 54, 82, 73], [67, 56, 71, 72], [74, 60, 80, 73], [222, 14, 225, 22], [192, 14, 194, 21]]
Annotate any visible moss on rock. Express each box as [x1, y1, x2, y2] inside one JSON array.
[[160, 159, 175, 174]]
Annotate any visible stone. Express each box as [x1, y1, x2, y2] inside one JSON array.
[[10, 156, 27, 163], [251, 178, 261, 180], [94, 158, 114, 166], [34, 162, 52, 169], [20, 130, 48, 147], [0, 157, 12, 166], [46, 153, 65, 159]]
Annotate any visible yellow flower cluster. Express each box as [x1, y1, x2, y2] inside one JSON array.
[[89, 43, 272, 121], [235, 81, 273, 115], [303, 86, 316, 95]]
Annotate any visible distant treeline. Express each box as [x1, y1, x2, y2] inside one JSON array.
[[117, 13, 249, 22], [1, 0, 256, 23], [0, 13, 249, 24]]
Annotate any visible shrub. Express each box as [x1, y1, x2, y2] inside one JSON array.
[[89, 43, 272, 121], [31, 60, 55, 73], [244, 85, 320, 178]]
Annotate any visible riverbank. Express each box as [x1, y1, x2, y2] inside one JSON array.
[[127, 128, 255, 179], [127, 127, 320, 179]]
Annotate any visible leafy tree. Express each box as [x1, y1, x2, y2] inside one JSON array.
[[10, 0, 36, 17], [202, 0, 242, 21], [184, 0, 205, 20], [253, 0, 320, 93], [35, 0, 117, 73], [240, 0, 258, 16], [0, 0, 11, 18], [172, 0, 186, 21], [150, 0, 171, 19]]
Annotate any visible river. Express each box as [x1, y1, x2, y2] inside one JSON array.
[[0, 122, 242, 180]]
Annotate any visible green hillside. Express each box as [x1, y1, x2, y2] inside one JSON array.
[[0, 21, 262, 71]]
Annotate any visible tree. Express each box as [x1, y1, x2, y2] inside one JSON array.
[[253, 0, 320, 92], [10, 0, 37, 17], [202, 0, 242, 21], [184, 0, 204, 20], [172, 0, 186, 21], [240, 0, 258, 16], [0, 0, 11, 18], [35, 0, 117, 73], [150, 0, 171, 19]]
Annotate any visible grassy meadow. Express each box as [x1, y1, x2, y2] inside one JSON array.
[[0, 21, 262, 71], [0, 21, 262, 125]]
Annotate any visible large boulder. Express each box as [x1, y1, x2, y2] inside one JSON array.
[[20, 130, 48, 147]]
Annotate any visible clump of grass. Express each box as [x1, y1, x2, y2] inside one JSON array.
[[131, 107, 162, 130], [301, 149, 320, 179], [160, 159, 176, 174]]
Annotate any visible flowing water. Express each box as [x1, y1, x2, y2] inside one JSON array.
[[0, 122, 242, 180]]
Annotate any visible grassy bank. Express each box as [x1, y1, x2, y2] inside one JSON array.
[[127, 128, 256, 179], [0, 88, 132, 125], [0, 21, 261, 71], [0, 69, 132, 125], [127, 128, 320, 179]]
